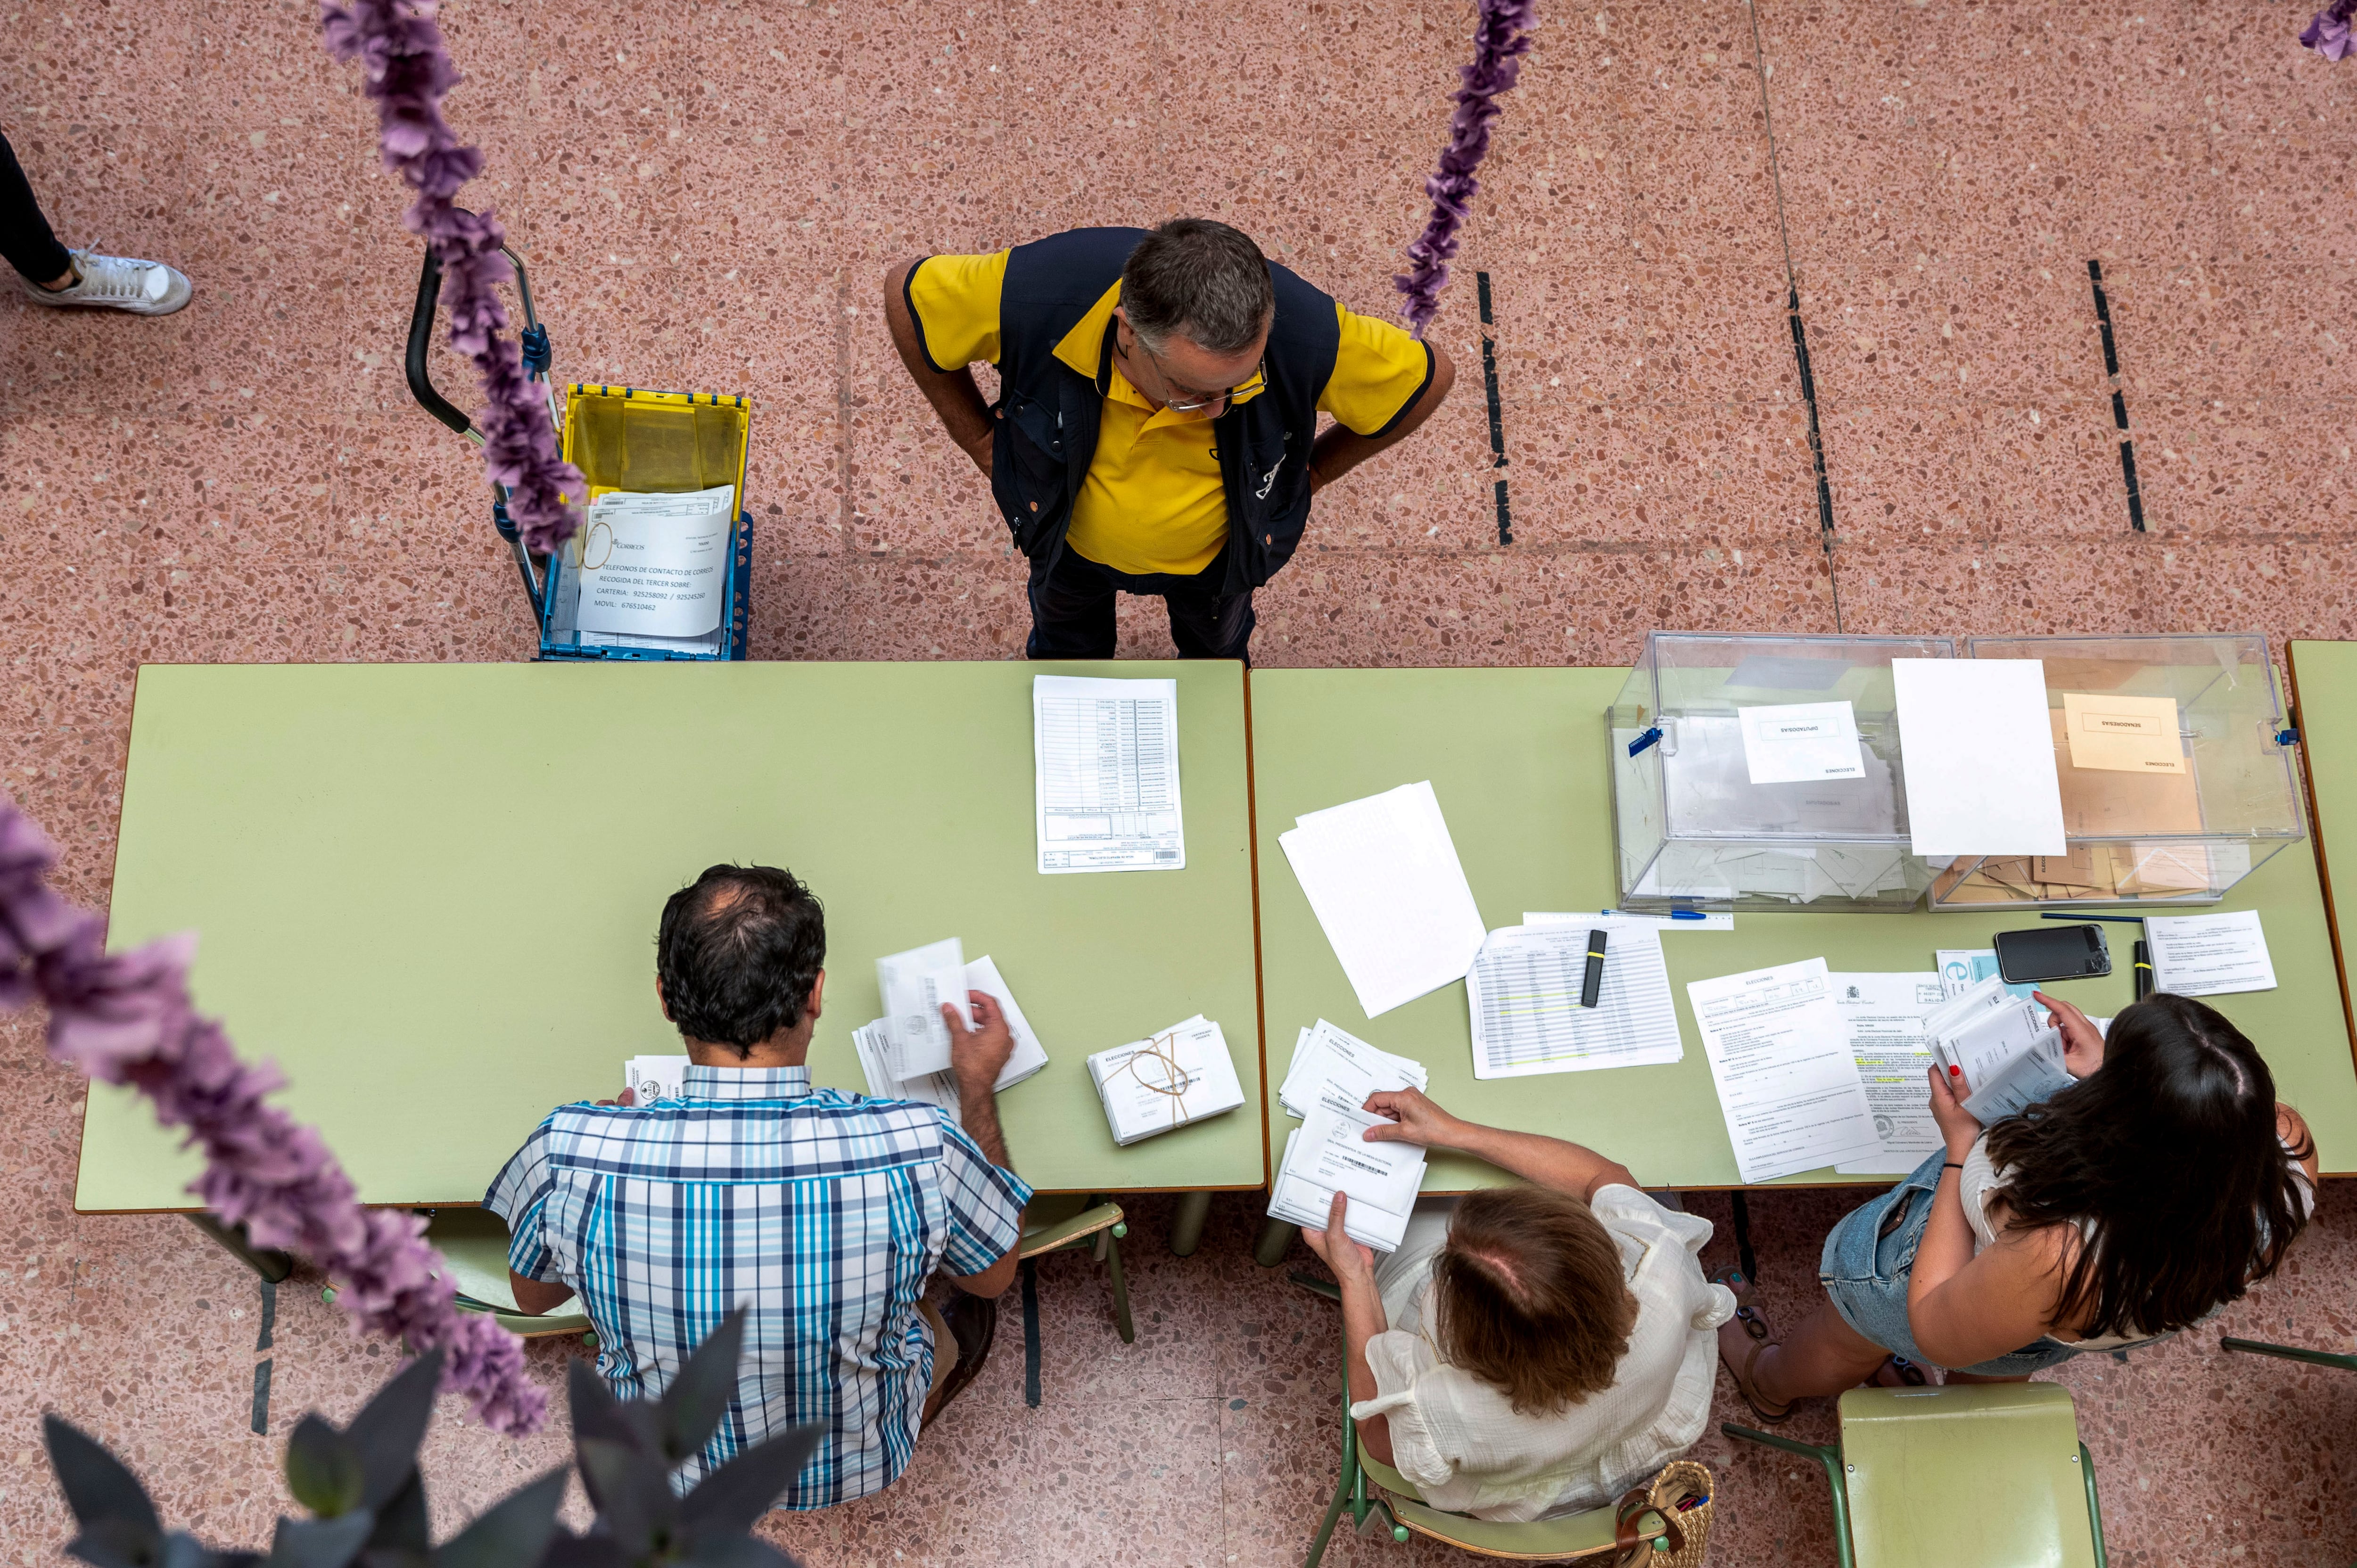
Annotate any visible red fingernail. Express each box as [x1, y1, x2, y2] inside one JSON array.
[[1948, 1065, 1962, 1077]]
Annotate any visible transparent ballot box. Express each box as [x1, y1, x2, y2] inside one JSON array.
[[1611, 633, 1956, 912], [1926, 634, 2305, 909]]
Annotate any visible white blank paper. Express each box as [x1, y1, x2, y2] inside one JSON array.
[[1891, 659, 2067, 856], [1033, 675, 1184, 874], [1279, 782, 1488, 1018]]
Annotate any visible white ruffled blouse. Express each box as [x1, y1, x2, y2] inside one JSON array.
[[1347, 1187, 1737, 1523]]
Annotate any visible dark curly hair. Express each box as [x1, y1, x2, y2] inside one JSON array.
[[1984, 992, 2312, 1340], [655, 865, 826, 1055]]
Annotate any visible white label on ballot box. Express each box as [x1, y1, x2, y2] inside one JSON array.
[[1737, 701, 1864, 785], [574, 483, 733, 639]]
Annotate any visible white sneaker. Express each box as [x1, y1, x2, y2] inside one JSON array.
[[19, 248, 192, 316]]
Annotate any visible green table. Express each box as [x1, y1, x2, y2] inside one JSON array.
[[1252, 668, 2357, 1197], [2287, 642, 2357, 1095], [81, 661, 1267, 1227]]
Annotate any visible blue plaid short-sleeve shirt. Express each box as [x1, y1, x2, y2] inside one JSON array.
[[485, 1064, 1031, 1509]]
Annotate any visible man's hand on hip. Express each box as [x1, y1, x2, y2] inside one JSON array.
[[945, 992, 1015, 1094]]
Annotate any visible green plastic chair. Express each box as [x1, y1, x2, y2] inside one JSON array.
[[1294, 1275, 1696, 1568], [1724, 1383, 2108, 1568], [2222, 1335, 2357, 1373], [1018, 1193, 1132, 1343], [323, 1208, 595, 1343]]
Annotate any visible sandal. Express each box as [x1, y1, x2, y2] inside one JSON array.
[[1711, 1266, 1795, 1425], [1866, 1354, 1930, 1389]]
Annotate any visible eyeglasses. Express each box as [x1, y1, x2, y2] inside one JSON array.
[[1131, 332, 1266, 413]]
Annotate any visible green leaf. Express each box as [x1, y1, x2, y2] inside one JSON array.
[[656, 1309, 746, 1465], [430, 1466, 569, 1568], [283, 1417, 365, 1519], [361, 1468, 431, 1557], [344, 1350, 445, 1513], [677, 1425, 823, 1541], [46, 1416, 163, 1544], [575, 1437, 675, 1556], [261, 1511, 372, 1568]]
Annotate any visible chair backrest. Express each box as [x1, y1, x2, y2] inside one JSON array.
[[1357, 1445, 1677, 1562], [423, 1208, 524, 1312], [1838, 1384, 2098, 1568]]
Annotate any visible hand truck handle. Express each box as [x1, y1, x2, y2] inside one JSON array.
[[405, 247, 474, 439]]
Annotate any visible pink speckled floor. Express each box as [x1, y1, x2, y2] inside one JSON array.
[[9, 0, 2357, 1562]]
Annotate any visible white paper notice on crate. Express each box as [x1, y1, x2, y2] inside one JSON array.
[[1738, 701, 1865, 785], [574, 483, 733, 639]]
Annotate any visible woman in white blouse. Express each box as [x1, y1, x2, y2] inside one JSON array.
[[1298, 1088, 1735, 1522]]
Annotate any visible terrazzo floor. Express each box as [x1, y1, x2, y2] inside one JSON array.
[[9, 0, 2357, 1562]]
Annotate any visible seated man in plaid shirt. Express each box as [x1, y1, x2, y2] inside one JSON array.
[[486, 863, 1030, 1508]]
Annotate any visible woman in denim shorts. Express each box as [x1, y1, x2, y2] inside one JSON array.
[[1717, 992, 2318, 1419]]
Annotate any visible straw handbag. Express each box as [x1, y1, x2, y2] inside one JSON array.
[[1604, 1459, 1714, 1567]]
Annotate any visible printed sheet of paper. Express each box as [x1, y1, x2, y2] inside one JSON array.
[[851, 1021, 958, 1114], [1686, 957, 1883, 1183], [1892, 659, 2067, 856], [1738, 701, 1865, 785], [964, 955, 1051, 1089], [1467, 922, 1685, 1080], [877, 938, 964, 1080], [1278, 1019, 1428, 1120], [2061, 692, 2185, 775], [1267, 1103, 1426, 1252], [574, 484, 733, 639], [623, 1054, 688, 1105], [1032, 675, 1184, 874], [2146, 910, 2277, 996], [1828, 974, 1946, 1175], [1279, 781, 1487, 1018]]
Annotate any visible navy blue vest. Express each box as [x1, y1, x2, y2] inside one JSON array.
[[983, 227, 1343, 592]]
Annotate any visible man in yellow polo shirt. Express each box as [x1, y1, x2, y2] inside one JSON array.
[[882, 219, 1454, 661]]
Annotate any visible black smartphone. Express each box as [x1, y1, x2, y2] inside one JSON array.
[[1993, 923, 2112, 985]]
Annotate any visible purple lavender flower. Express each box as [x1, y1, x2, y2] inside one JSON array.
[[1395, 0, 1542, 337], [0, 800, 544, 1435], [2305, 0, 2357, 59], [318, 0, 582, 553]]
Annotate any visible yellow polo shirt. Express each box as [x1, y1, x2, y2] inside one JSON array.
[[906, 250, 1434, 577]]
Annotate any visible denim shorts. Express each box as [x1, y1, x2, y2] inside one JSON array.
[[1817, 1147, 2167, 1377]]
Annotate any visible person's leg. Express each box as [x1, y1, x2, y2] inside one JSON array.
[[0, 131, 73, 287], [916, 1297, 960, 1428], [2, 131, 191, 315], [1724, 1296, 1896, 1407], [1157, 567, 1256, 662], [1024, 547, 1119, 660], [917, 1287, 998, 1429]]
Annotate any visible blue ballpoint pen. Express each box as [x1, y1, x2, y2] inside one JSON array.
[[1603, 908, 1706, 920]]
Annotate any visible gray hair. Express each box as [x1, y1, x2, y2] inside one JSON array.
[[1121, 218, 1275, 357]]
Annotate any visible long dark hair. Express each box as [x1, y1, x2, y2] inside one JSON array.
[[1985, 993, 2313, 1339]]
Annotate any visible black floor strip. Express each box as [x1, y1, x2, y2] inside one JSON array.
[[250, 1358, 273, 1436], [250, 1278, 277, 1435], [2086, 261, 2147, 533], [1020, 1259, 1042, 1410], [1474, 271, 1513, 547], [1785, 286, 1845, 630]]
